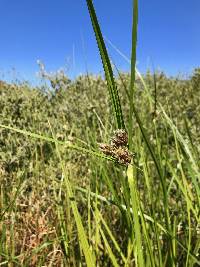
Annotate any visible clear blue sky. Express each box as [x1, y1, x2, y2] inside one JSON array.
[[0, 0, 199, 83]]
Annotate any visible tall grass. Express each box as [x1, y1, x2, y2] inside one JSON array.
[[0, 0, 199, 266]]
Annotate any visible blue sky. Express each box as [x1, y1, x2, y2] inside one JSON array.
[[0, 0, 200, 83]]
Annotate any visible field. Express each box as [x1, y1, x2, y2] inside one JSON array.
[[0, 0, 199, 266]]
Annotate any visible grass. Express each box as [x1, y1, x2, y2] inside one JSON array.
[[0, 0, 200, 266]]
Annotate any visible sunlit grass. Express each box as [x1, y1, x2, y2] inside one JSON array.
[[0, 0, 199, 266]]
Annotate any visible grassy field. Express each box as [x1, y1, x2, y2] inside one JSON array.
[[0, 0, 200, 266]]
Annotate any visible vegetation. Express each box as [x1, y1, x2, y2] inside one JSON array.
[[0, 0, 199, 266]]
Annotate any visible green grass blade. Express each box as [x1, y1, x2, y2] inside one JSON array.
[[0, 123, 114, 162], [0, 173, 24, 221], [129, 0, 138, 150], [50, 129, 96, 267], [99, 228, 120, 267], [86, 0, 125, 129], [161, 106, 200, 182], [104, 36, 153, 107], [131, 106, 165, 192], [95, 209, 127, 263], [127, 161, 144, 266], [131, 104, 174, 263]]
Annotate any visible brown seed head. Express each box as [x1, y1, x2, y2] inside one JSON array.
[[111, 129, 128, 147], [114, 147, 132, 166], [99, 143, 115, 156]]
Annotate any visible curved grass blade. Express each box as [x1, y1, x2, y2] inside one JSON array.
[[160, 106, 200, 182], [104, 36, 153, 107], [130, 104, 175, 263], [0, 123, 115, 162], [94, 208, 126, 264], [99, 228, 120, 267], [86, 0, 125, 129], [49, 127, 96, 267], [77, 186, 200, 265]]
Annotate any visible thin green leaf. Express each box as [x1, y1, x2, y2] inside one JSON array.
[[129, 0, 138, 151], [86, 0, 125, 129], [0, 123, 114, 162]]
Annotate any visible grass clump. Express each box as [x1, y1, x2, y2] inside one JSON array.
[[0, 1, 200, 266], [0, 69, 200, 266]]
